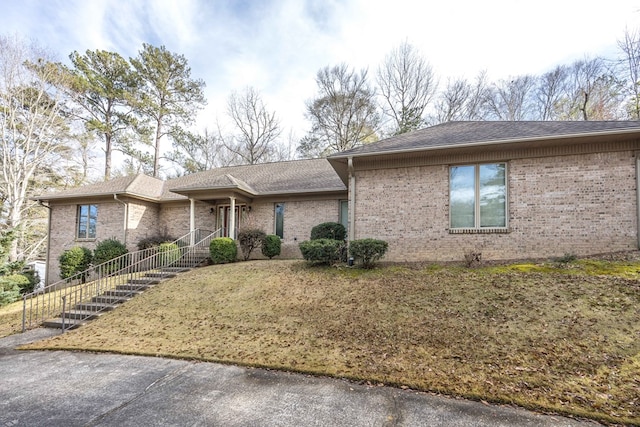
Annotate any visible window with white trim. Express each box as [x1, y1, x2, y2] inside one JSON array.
[[449, 163, 507, 230], [77, 204, 98, 239]]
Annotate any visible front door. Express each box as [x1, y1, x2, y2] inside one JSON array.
[[218, 205, 245, 238]]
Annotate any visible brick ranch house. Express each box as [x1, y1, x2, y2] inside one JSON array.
[[35, 120, 640, 284], [34, 159, 348, 284]]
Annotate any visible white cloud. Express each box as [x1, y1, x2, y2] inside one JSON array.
[[2, 0, 640, 155]]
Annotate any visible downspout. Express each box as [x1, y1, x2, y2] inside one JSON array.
[[348, 157, 356, 242], [113, 194, 128, 246], [636, 155, 640, 249], [37, 200, 52, 286]]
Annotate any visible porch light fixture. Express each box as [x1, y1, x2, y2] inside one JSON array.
[[209, 207, 215, 214]]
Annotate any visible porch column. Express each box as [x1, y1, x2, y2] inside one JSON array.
[[229, 196, 236, 239], [189, 198, 195, 245]]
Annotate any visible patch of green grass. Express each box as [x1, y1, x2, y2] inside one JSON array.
[[20, 259, 640, 425]]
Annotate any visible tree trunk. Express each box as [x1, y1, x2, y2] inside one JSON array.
[[153, 118, 162, 177], [105, 133, 112, 180]]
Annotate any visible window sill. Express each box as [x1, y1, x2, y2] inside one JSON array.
[[448, 228, 509, 234], [76, 237, 97, 242]]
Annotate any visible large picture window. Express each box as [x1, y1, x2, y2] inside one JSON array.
[[450, 163, 506, 230], [274, 203, 285, 238], [77, 204, 97, 239]]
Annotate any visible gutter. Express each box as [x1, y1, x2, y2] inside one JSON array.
[[37, 200, 52, 286], [113, 194, 128, 245]]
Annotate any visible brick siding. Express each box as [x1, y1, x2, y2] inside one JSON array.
[[352, 150, 638, 262]]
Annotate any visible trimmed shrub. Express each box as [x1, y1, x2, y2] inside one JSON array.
[[93, 238, 129, 274], [58, 246, 93, 281], [299, 239, 345, 265], [158, 242, 180, 265], [310, 222, 346, 241], [261, 235, 281, 259], [238, 229, 267, 261], [210, 237, 237, 264], [0, 274, 30, 306], [349, 239, 388, 269], [136, 233, 176, 250]]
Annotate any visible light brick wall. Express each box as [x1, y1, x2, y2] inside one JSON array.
[[236, 199, 344, 258], [126, 199, 161, 246], [47, 201, 126, 284], [158, 202, 216, 239], [353, 150, 638, 262]]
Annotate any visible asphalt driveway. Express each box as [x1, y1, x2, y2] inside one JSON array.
[[0, 328, 601, 427]]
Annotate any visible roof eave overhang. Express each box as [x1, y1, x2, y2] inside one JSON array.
[[255, 187, 347, 198], [31, 191, 162, 204]]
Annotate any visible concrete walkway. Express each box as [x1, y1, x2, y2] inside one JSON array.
[[0, 329, 601, 427]]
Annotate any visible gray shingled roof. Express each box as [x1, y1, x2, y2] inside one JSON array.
[[167, 158, 345, 195], [35, 158, 346, 203], [330, 121, 640, 157], [34, 174, 167, 201]]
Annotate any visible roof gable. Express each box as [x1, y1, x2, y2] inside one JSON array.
[[34, 174, 167, 202]]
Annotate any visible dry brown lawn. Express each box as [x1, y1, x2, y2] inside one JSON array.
[[17, 259, 640, 425]]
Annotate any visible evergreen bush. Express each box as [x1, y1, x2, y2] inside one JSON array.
[[209, 237, 237, 264], [310, 222, 346, 241], [93, 238, 129, 274], [0, 274, 30, 306], [0, 280, 20, 306], [238, 229, 267, 261], [18, 268, 39, 294], [261, 235, 281, 259], [58, 246, 93, 281], [299, 239, 344, 265], [349, 239, 388, 268]]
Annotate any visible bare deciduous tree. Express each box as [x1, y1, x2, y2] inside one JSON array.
[[222, 87, 281, 165], [377, 42, 437, 134], [563, 57, 621, 120], [0, 35, 71, 260], [300, 64, 379, 157], [484, 75, 536, 120], [534, 65, 569, 120], [617, 27, 640, 119], [432, 71, 490, 123]]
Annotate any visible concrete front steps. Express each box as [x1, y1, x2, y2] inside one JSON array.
[[43, 258, 207, 330]]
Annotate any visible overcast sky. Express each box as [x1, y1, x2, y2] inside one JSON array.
[[2, 0, 640, 143]]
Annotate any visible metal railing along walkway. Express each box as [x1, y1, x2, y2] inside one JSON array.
[[21, 228, 220, 332]]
